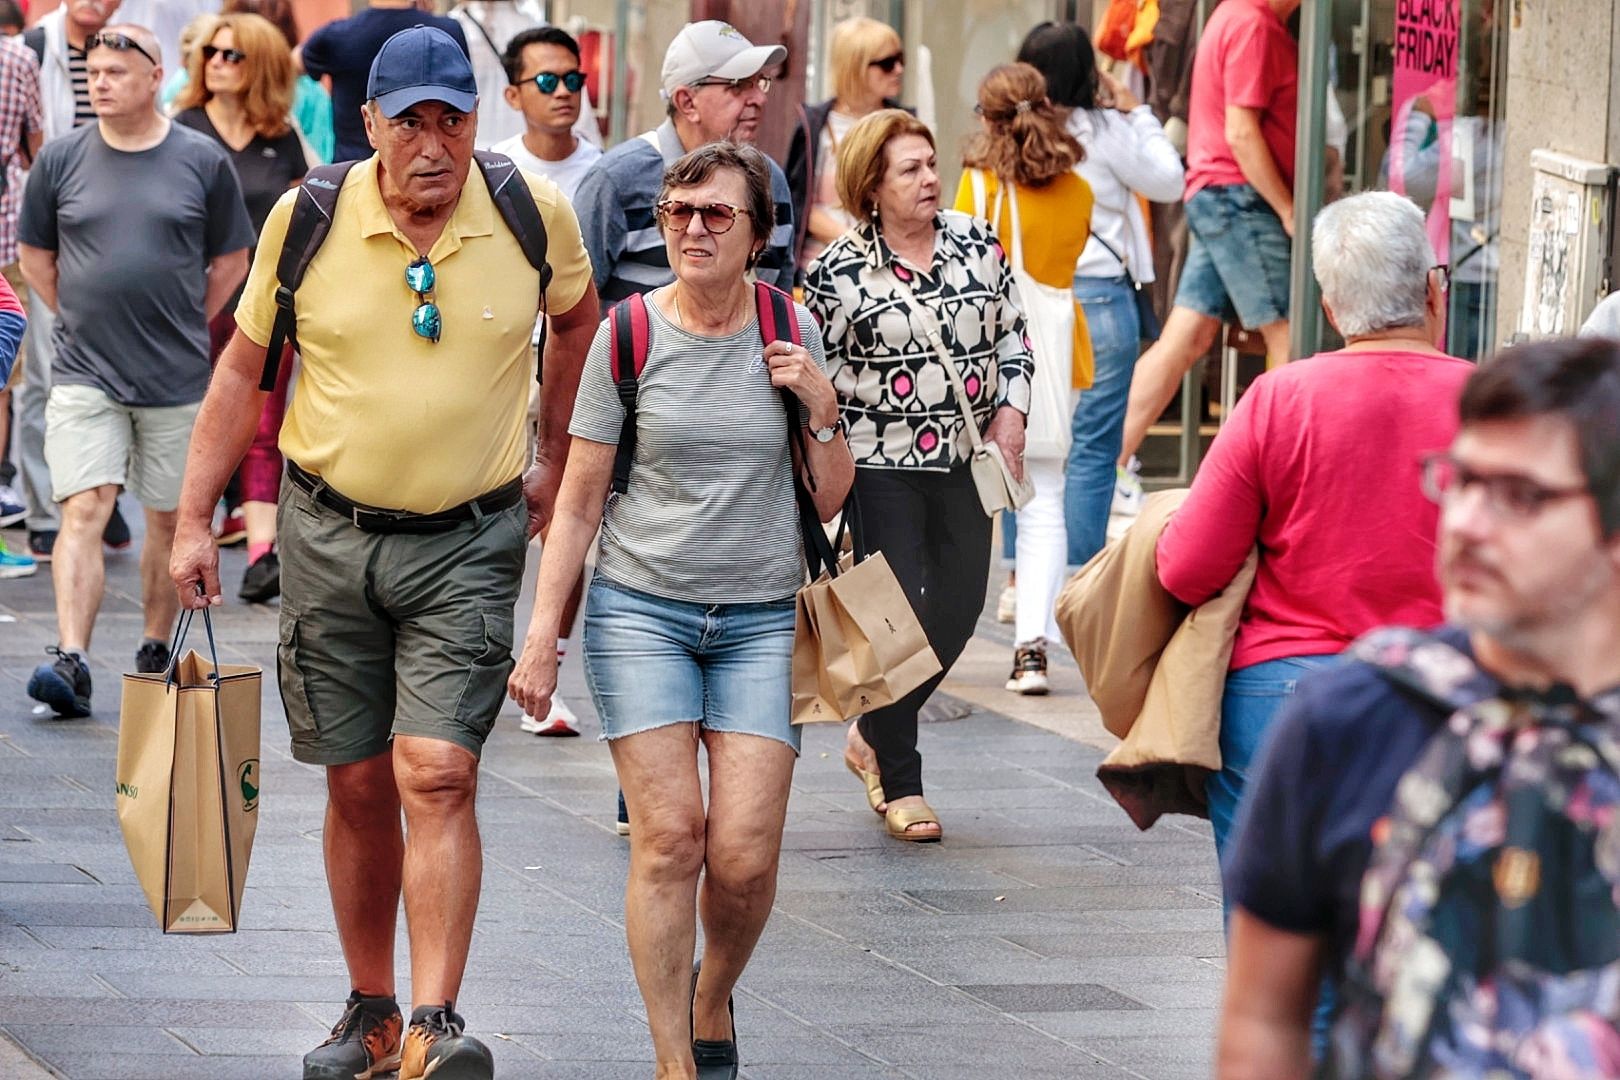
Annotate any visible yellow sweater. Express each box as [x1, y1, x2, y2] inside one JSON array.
[[953, 168, 1095, 388]]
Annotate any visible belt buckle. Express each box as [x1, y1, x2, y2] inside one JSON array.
[[352, 505, 408, 532]]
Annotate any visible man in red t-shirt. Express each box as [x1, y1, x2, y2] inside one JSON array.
[[1118, 0, 1301, 468]]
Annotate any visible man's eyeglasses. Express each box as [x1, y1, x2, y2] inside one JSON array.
[[405, 258, 441, 344], [201, 44, 247, 65], [656, 200, 750, 235], [692, 74, 772, 95], [869, 52, 904, 74], [522, 69, 586, 95], [1420, 452, 1589, 521], [87, 32, 159, 67], [1431, 264, 1452, 292]]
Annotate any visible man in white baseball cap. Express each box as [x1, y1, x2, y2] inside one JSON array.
[[573, 20, 794, 304]]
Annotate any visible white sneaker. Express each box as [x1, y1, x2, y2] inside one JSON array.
[[995, 581, 1016, 623], [520, 693, 580, 737], [1111, 456, 1144, 517], [1005, 641, 1050, 696]]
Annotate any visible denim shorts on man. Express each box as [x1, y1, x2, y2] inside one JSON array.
[[43, 383, 199, 508], [582, 575, 801, 753], [275, 478, 527, 765], [1176, 182, 1292, 330]]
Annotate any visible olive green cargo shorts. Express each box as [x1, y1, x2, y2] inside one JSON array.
[[275, 479, 528, 766]]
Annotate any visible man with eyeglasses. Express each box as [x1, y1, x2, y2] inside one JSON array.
[[573, 19, 795, 305], [1216, 336, 1620, 1077], [170, 25, 597, 1080], [493, 25, 600, 202], [18, 23, 253, 716]]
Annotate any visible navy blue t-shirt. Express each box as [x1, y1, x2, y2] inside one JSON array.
[[1223, 627, 1472, 982], [301, 8, 470, 163]]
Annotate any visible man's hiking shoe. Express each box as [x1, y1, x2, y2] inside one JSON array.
[[102, 502, 132, 551], [303, 991, 402, 1080], [134, 639, 171, 675], [239, 550, 281, 603], [399, 1002, 493, 1080], [27, 648, 91, 718]]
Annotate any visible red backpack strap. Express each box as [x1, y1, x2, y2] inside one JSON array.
[[755, 280, 802, 347], [608, 293, 651, 495]]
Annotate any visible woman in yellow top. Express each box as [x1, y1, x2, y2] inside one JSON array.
[[954, 62, 1094, 695]]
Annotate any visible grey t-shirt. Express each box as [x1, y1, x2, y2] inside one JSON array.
[[569, 298, 832, 604], [19, 122, 255, 407]]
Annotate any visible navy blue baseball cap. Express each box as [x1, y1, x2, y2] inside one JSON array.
[[367, 26, 477, 118]]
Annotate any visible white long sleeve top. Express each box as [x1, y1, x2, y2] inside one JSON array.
[[1070, 105, 1185, 284]]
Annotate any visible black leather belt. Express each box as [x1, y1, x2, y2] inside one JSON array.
[[288, 462, 523, 534]]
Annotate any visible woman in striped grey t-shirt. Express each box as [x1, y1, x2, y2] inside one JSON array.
[[509, 143, 853, 1080]]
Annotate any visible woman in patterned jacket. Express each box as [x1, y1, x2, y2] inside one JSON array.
[[804, 109, 1034, 843]]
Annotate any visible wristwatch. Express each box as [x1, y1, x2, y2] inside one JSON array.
[[810, 419, 840, 443]]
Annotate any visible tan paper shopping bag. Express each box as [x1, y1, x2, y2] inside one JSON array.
[[117, 613, 261, 933], [791, 550, 941, 724]]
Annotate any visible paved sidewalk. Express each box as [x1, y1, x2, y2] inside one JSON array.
[[0, 512, 1223, 1079]]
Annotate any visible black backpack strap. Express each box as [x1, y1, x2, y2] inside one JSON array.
[[607, 293, 649, 496], [262, 161, 356, 391], [475, 150, 553, 382]]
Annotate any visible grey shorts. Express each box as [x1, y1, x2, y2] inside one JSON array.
[[44, 383, 199, 509], [275, 477, 529, 766]]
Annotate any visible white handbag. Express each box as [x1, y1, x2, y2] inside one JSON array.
[[882, 262, 1035, 517], [972, 169, 1077, 462]]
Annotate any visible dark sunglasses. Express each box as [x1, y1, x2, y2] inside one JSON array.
[[87, 31, 159, 67], [656, 200, 751, 235], [869, 52, 904, 73], [405, 258, 441, 344], [523, 69, 586, 94], [201, 44, 247, 65]]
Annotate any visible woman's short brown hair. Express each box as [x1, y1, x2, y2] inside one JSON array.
[[173, 13, 296, 139], [962, 63, 1083, 188], [836, 108, 934, 219], [829, 16, 901, 108], [658, 142, 776, 268]]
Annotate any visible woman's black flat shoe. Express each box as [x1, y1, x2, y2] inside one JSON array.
[[690, 961, 739, 1080]]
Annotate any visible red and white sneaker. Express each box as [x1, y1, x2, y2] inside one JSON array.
[[520, 693, 580, 737]]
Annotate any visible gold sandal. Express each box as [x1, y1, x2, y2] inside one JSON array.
[[885, 801, 942, 843], [844, 755, 886, 815]]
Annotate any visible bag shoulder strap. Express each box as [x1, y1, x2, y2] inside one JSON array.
[[606, 292, 650, 495], [998, 176, 1027, 274], [968, 167, 988, 221], [475, 150, 553, 382], [22, 26, 43, 66], [261, 160, 356, 391], [882, 267, 987, 454], [1089, 229, 1131, 277]]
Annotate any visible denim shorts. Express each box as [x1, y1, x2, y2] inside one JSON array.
[[1176, 183, 1292, 330], [582, 575, 801, 753]]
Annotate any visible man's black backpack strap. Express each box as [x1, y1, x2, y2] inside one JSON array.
[[474, 150, 553, 381], [261, 161, 355, 390], [262, 151, 554, 393]]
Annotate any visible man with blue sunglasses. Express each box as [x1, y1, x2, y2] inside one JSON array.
[[492, 25, 600, 203], [170, 25, 599, 1080]]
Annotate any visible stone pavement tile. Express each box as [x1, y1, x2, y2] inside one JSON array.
[[0, 972, 118, 998], [1003, 930, 1227, 960], [740, 1066, 902, 1080], [0, 862, 99, 883], [0, 997, 316, 1027], [1070, 1033, 1217, 1071], [1022, 1007, 1222, 1039], [1101, 908, 1226, 933], [1, 1024, 195, 1057], [0, 946, 244, 975], [903, 886, 1214, 913], [829, 1022, 1109, 1070], [953, 983, 1146, 1012]]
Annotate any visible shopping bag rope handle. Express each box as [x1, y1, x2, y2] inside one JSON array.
[[164, 595, 222, 688]]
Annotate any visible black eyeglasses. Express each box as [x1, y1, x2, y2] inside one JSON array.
[[869, 52, 904, 74], [692, 74, 772, 95], [1420, 452, 1590, 521], [87, 32, 159, 67], [656, 200, 750, 235], [523, 69, 586, 95], [201, 44, 247, 65], [405, 258, 441, 344]]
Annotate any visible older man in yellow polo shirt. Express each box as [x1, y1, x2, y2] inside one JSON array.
[[169, 27, 598, 1080]]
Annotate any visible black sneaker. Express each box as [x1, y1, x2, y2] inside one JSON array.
[[26, 647, 91, 718], [399, 1002, 492, 1080], [135, 638, 171, 674], [102, 502, 131, 551], [239, 550, 280, 604], [616, 789, 630, 837], [27, 529, 56, 562], [303, 991, 403, 1080]]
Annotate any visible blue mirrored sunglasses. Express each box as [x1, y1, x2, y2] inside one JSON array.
[[527, 70, 586, 94], [405, 258, 440, 344]]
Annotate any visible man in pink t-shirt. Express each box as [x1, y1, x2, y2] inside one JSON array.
[[1117, 0, 1301, 469]]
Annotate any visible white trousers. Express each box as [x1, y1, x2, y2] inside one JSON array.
[[1013, 456, 1066, 647]]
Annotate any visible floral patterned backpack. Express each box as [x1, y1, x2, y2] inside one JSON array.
[[1330, 628, 1620, 1079]]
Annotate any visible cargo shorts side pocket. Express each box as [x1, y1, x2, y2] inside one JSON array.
[[276, 605, 318, 747], [452, 608, 517, 747]]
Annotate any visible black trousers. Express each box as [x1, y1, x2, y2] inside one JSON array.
[[853, 465, 992, 801]]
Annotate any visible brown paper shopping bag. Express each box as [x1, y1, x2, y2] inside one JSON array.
[[116, 609, 261, 933], [791, 546, 940, 724]]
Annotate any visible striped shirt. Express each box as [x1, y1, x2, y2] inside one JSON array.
[[67, 44, 92, 128], [568, 297, 830, 604], [572, 120, 795, 304]]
